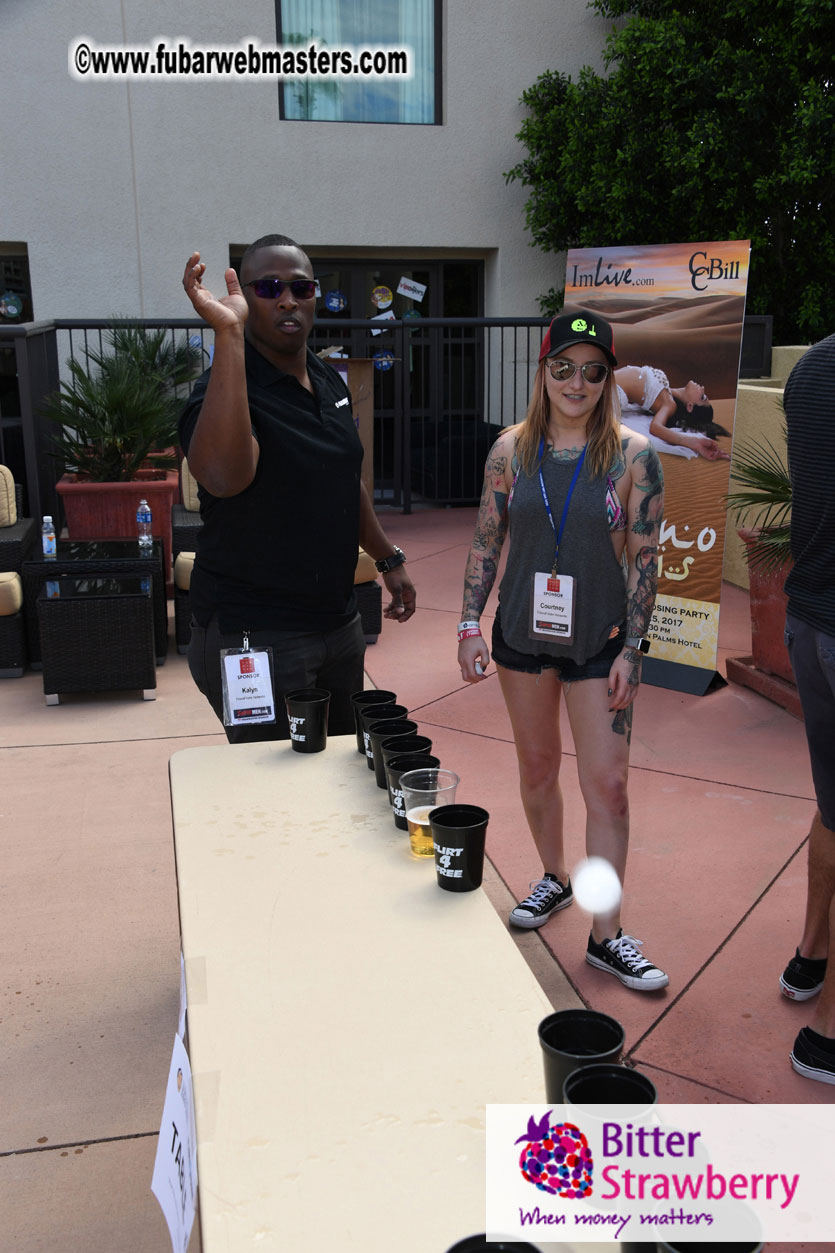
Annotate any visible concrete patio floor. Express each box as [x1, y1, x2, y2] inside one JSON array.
[[0, 505, 829, 1252]]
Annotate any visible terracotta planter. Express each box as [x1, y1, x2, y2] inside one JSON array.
[[56, 469, 178, 583], [738, 528, 793, 683]]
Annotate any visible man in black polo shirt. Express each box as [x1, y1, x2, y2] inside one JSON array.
[[179, 234, 415, 743], [776, 333, 835, 1085]]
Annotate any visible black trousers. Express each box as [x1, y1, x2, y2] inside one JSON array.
[[188, 613, 366, 744]]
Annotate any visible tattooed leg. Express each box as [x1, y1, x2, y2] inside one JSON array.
[[563, 677, 631, 937], [611, 703, 633, 745]]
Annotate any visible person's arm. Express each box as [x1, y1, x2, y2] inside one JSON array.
[[607, 435, 664, 721], [458, 430, 515, 682], [358, 481, 416, 622], [181, 252, 260, 497], [648, 392, 729, 460]]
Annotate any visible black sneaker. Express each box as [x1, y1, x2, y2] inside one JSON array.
[[586, 929, 669, 991], [509, 874, 573, 929], [790, 1026, 835, 1086], [780, 948, 827, 1000]]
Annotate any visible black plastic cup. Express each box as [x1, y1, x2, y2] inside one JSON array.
[[367, 718, 415, 787], [430, 804, 489, 892], [386, 753, 440, 828], [538, 1008, 625, 1103], [360, 703, 408, 768], [562, 1062, 657, 1108], [444, 1238, 541, 1252], [369, 719, 419, 787], [350, 689, 396, 754], [381, 734, 434, 801], [283, 688, 330, 753], [659, 1246, 763, 1253]]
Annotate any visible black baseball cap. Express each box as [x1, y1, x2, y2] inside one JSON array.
[[539, 310, 618, 367]]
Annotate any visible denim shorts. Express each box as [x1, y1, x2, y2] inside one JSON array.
[[491, 607, 626, 681], [785, 612, 835, 832]]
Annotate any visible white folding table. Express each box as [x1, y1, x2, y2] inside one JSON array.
[[169, 737, 611, 1253]]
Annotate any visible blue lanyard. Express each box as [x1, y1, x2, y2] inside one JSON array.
[[538, 438, 586, 573]]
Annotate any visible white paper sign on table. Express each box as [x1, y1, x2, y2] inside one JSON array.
[[151, 1034, 198, 1253]]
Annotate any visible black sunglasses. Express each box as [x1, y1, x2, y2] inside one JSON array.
[[547, 358, 609, 384], [244, 277, 317, 300]]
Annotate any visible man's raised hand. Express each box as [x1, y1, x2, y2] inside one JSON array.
[[182, 252, 248, 333]]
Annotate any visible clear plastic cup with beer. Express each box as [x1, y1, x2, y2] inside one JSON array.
[[399, 768, 460, 858]]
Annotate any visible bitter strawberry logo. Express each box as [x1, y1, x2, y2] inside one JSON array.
[[515, 1111, 593, 1198]]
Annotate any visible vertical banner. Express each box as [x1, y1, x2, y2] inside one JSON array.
[[564, 241, 750, 695]]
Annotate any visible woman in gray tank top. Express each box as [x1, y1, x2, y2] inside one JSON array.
[[457, 311, 669, 992]]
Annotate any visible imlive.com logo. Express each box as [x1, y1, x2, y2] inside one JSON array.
[[516, 1111, 593, 1199]]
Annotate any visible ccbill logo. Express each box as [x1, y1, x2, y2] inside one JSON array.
[[515, 1111, 593, 1198]]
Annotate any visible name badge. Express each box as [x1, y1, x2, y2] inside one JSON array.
[[220, 646, 276, 726], [529, 570, 575, 643]]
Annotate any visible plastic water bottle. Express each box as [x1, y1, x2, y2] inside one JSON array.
[[41, 515, 56, 558], [137, 498, 153, 549]]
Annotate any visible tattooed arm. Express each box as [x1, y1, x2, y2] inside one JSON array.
[[458, 428, 515, 683], [608, 434, 664, 714]]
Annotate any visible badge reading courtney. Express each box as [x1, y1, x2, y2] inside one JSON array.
[[530, 570, 575, 642], [220, 645, 275, 726]]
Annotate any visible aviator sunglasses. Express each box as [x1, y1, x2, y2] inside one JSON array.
[[547, 358, 609, 384], [244, 277, 317, 300]]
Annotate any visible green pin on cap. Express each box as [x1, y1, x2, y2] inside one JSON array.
[[539, 310, 617, 365]]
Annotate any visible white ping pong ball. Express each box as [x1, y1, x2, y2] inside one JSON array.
[[572, 856, 622, 913]]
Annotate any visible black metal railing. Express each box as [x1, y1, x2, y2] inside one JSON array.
[[1, 315, 550, 521]]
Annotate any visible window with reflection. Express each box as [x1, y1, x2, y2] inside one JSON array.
[[277, 0, 440, 124]]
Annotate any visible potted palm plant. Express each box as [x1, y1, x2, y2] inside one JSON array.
[[725, 425, 794, 686], [44, 323, 202, 579]]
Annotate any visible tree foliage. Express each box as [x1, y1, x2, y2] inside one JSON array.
[[506, 0, 835, 343]]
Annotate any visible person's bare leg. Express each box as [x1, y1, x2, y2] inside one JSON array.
[[563, 677, 630, 941], [806, 813, 835, 1037], [496, 664, 567, 882], [797, 810, 833, 961]]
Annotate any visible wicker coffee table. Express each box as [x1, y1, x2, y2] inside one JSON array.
[[37, 577, 156, 704], [23, 538, 167, 667]]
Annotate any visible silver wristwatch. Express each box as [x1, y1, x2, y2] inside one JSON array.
[[375, 546, 406, 573]]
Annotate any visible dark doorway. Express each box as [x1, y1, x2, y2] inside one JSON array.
[[307, 257, 484, 500]]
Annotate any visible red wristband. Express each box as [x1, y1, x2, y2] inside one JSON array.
[[457, 627, 482, 642]]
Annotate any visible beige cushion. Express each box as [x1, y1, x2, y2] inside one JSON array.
[[174, 551, 195, 591], [181, 458, 200, 513], [0, 465, 17, 527], [354, 548, 378, 584], [0, 571, 22, 615]]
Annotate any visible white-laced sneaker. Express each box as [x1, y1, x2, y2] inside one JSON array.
[[509, 874, 573, 930], [586, 929, 669, 991]]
